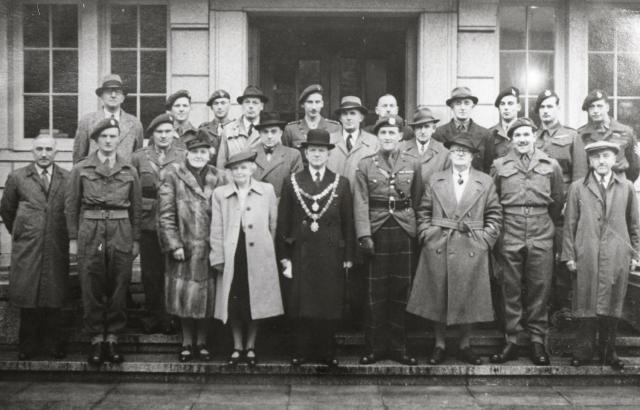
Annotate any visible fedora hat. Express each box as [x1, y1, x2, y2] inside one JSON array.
[[254, 112, 287, 131], [95, 74, 126, 96], [237, 85, 269, 104], [444, 132, 479, 153], [446, 86, 478, 107], [408, 108, 439, 126], [300, 128, 335, 149], [334, 95, 368, 116]]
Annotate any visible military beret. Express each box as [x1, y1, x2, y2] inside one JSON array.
[[146, 113, 174, 137], [585, 140, 620, 155], [582, 89, 609, 111], [165, 89, 191, 110], [90, 118, 120, 140], [206, 89, 231, 106], [534, 89, 560, 113], [494, 86, 520, 107], [298, 84, 323, 105], [444, 132, 479, 153], [373, 115, 404, 134], [506, 117, 537, 139], [225, 150, 257, 169]]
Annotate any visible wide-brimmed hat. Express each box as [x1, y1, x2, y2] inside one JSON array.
[[146, 113, 174, 138], [408, 108, 439, 126], [225, 150, 258, 169], [444, 132, 479, 153], [334, 96, 368, 116], [582, 89, 609, 111], [95, 74, 126, 96], [446, 86, 478, 107], [535, 89, 560, 113], [254, 112, 287, 131], [300, 129, 335, 149], [90, 118, 120, 140], [494, 86, 520, 108], [506, 117, 538, 139], [165, 90, 191, 110], [237, 85, 269, 104], [207, 89, 231, 106], [373, 115, 404, 134], [298, 84, 324, 105], [585, 140, 620, 155]]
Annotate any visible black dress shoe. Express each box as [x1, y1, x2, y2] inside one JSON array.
[[196, 344, 212, 361], [105, 342, 124, 364], [490, 342, 519, 364], [87, 343, 104, 366], [359, 353, 377, 365], [178, 345, 193, 362], [322, 357, 339, 368], [391, 353, 418, 366], [291, 356, 306, 366], [459, 347, 483, 365], [227, 349, 242, 366], [530, 342, 550, 366], [428, 347, 446, 365]]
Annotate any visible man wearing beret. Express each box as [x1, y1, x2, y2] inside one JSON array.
[[354, 115, 422, 366], [363, 94, 414, 141], [131, 113, 186, 334], [217, 85, 267, 168], [253, 111, 303, 197], [400, 108, 450, 182], [433, 87, 493, 173], [282, 84, 341, 158], [66, 118, 142, 365], [73, 74, 144, 164], [490, 118, 564, 366], [198, 89, 234, 165], [534, 89, 577, 324], [572, 89, 640, 183], [489, 87, 521, 159], [166, 89, 196, 141]]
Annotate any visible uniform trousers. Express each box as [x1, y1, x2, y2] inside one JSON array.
[[139, 230, 169, 330], [365, 218, 413, 356], [19, 308, 63, 353]]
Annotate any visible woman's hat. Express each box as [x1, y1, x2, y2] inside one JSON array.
[[225, 150, 258, 168]]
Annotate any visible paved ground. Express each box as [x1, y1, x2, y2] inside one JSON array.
[[0, 382, 639, 409]]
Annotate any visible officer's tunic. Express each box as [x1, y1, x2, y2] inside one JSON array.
[[491, 149, 564, 344], [488, 123, 511, 160], [282, 117, 341, 164], [535, 122, 576, 186], [65, 152, 142, 339]]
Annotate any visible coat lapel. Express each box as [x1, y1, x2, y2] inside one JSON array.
[[431, 173, 457, 219], [176, 165, 208, 199], [455, 169, 486, 216], [26, 164, 48, 201], [255, 144, 285, 179], [47, 164, 64, 200], [585, 173, 605, 205]]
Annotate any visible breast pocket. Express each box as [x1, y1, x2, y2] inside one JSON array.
[[497, 166, 520, 194], [532, 164, 553, 194]]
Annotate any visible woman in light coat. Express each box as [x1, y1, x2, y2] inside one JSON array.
[[210, 150, 283, 367]]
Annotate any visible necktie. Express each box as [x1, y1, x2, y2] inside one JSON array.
[[314, 171, 321, 186], [457, 173, 464, 185], [520, 154, 530, 168], [248, 123, 255, 136], [41, 167, 50, 192], [346, 134, 353, 152], [418, 140, 427, 154], [264, 146, 274, 155], [104, 158, 111, 169], [217, 122, 223, 137], [457, 123, 465, 132]]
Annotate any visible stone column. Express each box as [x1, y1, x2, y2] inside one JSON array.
[[565, 0, 589, 128]]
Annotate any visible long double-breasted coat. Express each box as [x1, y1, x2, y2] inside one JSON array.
[[157, 162, 227, 318], [210, 179, 283, 324], [562, 172, 640, 318], [406, 168, 502, 325], [0, 164, 70, 308], [277, 168, 355, 319], [253, 143, 304, 198]]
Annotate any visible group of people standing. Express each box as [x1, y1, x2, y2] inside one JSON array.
[[2, 73, 639, 371]]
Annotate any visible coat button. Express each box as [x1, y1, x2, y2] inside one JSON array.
[[469, 252, 475, 257], [246, 207, 251, 211], [249, 242, 254, 247]]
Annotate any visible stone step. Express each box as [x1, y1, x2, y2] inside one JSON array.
[[1, 351, 639, 385]]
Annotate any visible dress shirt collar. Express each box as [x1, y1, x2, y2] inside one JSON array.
[[34, 163, 52, 176], [309, 166, 326, 181], [104, 108, 121, 121]]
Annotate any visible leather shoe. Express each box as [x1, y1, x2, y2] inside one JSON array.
[[530, 342, 550, 366], [105, 342, 124, 364], [490, 342, 519, 364], [391, 353, 418, 366], [428, 347, 446, 365], [322, 357, 339, 368], [359, 353, 377, 365], [459, 347, 483, 365], [87, 342, 104, 366], [291, 356, 306, 366]]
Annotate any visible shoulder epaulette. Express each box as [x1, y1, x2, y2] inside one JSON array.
[[286, 120, 301, 126]]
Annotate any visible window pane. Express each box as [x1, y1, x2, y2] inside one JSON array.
[[140, 51, 166, 93], [111, 51, 137, 93], [340, 57, 362, 98], [500, 6, 526, 50], [527, 97, 539, 125], [23, 4, 49, 48], [122, 96, 137, 117], [588, 54, 614, 95], [617, 16, 640, 52], [618, 99, 640, 136], [24, 96, 49, 139], [528, 52, 554, 95], [24, 50, 49, 93], [499, 52, 525, 91], [589, 17, 614, 51], [528, 7, 555, 51], [140, 5, 167, 48], [617, 54, 640, 97], [53, 96, 78, 139], [52, 5, 77, 48], [111, 5, 137, 48], [52, 50, 78, 93], [140, 97, 166, 131]]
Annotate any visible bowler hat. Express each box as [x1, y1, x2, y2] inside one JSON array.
[[408, 108, 439, 126], [585, 140, 620, 155], [95, 74, 126, 97], [207, 89, 231, 106], [225, 150, 258, 169], [446, 86, 478, 107], [334, 96, 368, 116], [534, 89, 560, 113], [254, 112, 287, 131], [443, 132, 479, 153], [494, 86, 520, 108], [165, 90, 191, 110], [506, 117, 537, 139], [582, 89, 609, 111], [90, 118, 120, 140], [237, 85, 269, 104], [300, 129, 335, 149], [298, 84, 324, 105], [373, 115, 404, 134], [146, 113, 174, 138]]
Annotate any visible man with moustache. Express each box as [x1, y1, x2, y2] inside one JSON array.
[[73, 74, 144, 164], [489, 87, 521, 159], [364, 94, 414, 141], [433, 87, 493, 173], [572, 90, 639, 182], [0, 132, 70, 360], [198, 89, 234, 164], [490, 118, 564, 366], [399, 108, 450, 182]]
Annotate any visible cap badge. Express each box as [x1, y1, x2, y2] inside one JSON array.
[[544, 90, 551, 97], [511, 88, 517, 96], [388, 117, 396, 125], [109, 119, 117, 126], [596, 91, 602, 99]]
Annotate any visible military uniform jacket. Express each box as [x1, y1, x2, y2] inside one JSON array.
[[197, 117, 234, 165], [73, 110, 144, 164], [282, 117, 341, 149], [572, 118, 639, 182], [0, 164, 70, 308], [253, 143, 304, 197], [216, 115, 262, 168], [488, 123, 511, 160], [131, 145, 186, 232], [354, 150, 423, 238], [327, 129, 379, 192], [535, 122, 576, 186], [432, 119, 493, 173], [398, 138, 450, 183]]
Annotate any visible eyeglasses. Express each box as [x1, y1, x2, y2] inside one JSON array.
[[450, 148, 471, 155]]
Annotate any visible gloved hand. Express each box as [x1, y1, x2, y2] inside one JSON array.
[[359, 236, 375, 255]]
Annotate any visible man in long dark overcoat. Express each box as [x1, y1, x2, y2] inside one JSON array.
[[0, 133, 69, 360]]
